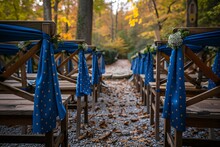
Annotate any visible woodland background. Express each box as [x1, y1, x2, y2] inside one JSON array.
[[0, 0, 220, 63]]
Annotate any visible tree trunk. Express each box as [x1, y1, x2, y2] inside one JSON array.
[[54, 0, 60, 27], [110, 2, 114, 42], [65, 0, 70, 33], [43, 0, 52, 20], [76, 0, 93, 44]]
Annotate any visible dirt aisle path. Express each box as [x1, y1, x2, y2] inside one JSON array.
[[69, 60, 164, 146], [69, 79, 163, 146]]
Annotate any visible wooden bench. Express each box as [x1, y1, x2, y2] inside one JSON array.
[[0, 94, 71, 146]]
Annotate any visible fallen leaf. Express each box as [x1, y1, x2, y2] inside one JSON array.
[[78, 132, 87, 140], [139, 114, 149, 119], [95, 106, 100, 111], [113, 128, 122, 134], [99, 131, 112, 140], [108, 113, 115, 119], [108, 108, 113, 113], [99, 120, 108, 129], [90, 120, 96, 126], [132, 136, 141, 140], [142, 124, 148, 130], [137, 109, 143, 116], [87, 131, 94, 138], [120, 139, 128, 143], [119, 108, 127, 117], [131, 118, 139, 122], [91, 138, 99, 143], [88, 114, 97, 119], [124, 121, 129, 126], [137, 129, 143, 134]]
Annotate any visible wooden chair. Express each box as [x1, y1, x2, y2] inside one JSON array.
[[0, 21, 71, 146], [164, 27, 220, 147], [149, 40, 210, 141]]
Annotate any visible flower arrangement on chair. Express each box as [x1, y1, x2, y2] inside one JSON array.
[[168, 29, 189, 49]]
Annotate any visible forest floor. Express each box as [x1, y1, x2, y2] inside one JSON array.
[[69, 59, 165, 146], [0, 59, 219, 147]]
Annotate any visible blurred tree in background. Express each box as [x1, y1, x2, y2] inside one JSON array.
[[0, 0, 219, 64]]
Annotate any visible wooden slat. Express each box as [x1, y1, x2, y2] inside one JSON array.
[[167, 133, 174, 147], [186, 116, 220, 128], [185, 47, 220, 84], [4, 52, 20, 69], [58, 74, 76, 83], [183, 138, 220, 147], [0, 82, 34, 102], [0, 42, 41, 81], [57, 50, 79, 70], [186, 86, 220, 106], [0, 134, 46, 143]]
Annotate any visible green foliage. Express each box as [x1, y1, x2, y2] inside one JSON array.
[[0, 0, 37, 20], [94, 0, 107, 14], [198, 0, 220, 26], [102, 49, 117, 65]]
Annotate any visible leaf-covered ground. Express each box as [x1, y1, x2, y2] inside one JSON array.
[[69, 79, 164, 146], [0, 59, 219, 147]]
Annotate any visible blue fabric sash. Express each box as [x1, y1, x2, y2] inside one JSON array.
[[68, 59, 73, 73], [33, 36, 66, 134], [184, 30, 220, 47], [144, 53, 155, 85], [99, 54, 106, 74], [208, 50, 220, 89], [0, 44, 19, 55], [76, 50, 92, 97], [133, 56, 141, 74], [27, 58, 33, 73], [140, 54, 147, 74], [0, 24, 43, 42], [92, 52, 100, 85], [162, 48, 186, 131]]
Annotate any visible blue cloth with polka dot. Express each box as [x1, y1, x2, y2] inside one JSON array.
[[92, 52, 101, 85], [208, 50, 220, 89], [162, 48, 186, 131], [76, 49, 92, 97], [33, 35, 66, 134], [144, 53, 155, 85]]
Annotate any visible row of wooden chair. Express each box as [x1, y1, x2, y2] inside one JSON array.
[[0, 21, 104, 146], [133, 27, 220, 147]]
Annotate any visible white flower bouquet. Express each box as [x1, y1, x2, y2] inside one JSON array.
[[168, 31, 183, 49]]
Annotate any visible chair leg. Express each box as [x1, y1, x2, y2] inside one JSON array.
[[150, 92, 154, 125], [164, 118, 170, 147], [76, 96, 81, 138], [45, 130, 53, 147], [84, 95, 88, 124], [155, 89, 160, 141], [61, 103, 68, 147], [174, 129, 182, 147]]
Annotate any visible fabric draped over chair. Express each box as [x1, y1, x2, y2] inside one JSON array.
[[163, 30, 220, 131], [208, 50, 220, 89], [27, 58, 33, 73], [76, 49, 92, 97], [68, 59, 73, 73], [99, 54, 106, 75], [140, 54, 147, 74], [92, 52, 100, 85], [0, 44, 19, 55], [33, 37, 66, 134], [162, 48, 186, 131], [0, 24, 66, 134], [132, 56, 141, 74], [144, 53, 155, 85]]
